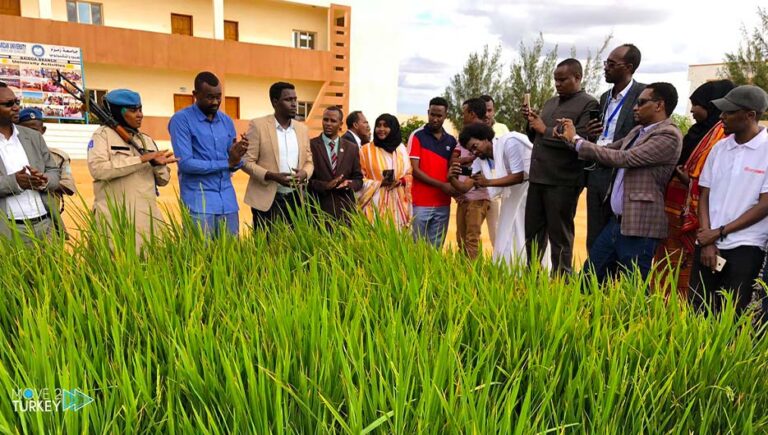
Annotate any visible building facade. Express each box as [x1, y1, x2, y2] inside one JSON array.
[[0, 0, 359, 149]]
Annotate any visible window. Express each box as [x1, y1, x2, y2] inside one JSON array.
[[171, 13, 193, 36], [292, 31, 316, 50], [86, 88, 107, 106], [66, 1, 103, 25], [296, 101, 313, 121], [173, 94, 194, 112], [224, 20, 239, 41]]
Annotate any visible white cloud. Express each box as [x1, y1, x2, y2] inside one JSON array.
[[393, 0, 765, 115]]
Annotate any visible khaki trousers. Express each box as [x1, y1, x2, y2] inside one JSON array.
[[456, 199, 490, 259]]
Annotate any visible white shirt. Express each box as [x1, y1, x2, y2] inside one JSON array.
[[275, 120, 299, 194], [699, 127, 768, 250], [472, 132, 528, 199], [0, 126, 48, 219], [348, 130, 362, 147], [597, 79, 634, 146]]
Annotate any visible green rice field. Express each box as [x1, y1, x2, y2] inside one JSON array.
[[0, 206, 767, 433]]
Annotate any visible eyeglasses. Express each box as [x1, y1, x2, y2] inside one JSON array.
[[0, 99, 20, 108], [603, 60, 628, 69], [636, 98, 660, 107]]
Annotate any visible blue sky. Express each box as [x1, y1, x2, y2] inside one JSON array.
[[395, 0, 765, 115]]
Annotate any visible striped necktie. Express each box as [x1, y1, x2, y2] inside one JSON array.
[[328, 140, 338, 173]]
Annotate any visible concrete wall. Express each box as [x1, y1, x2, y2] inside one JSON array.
[[226, 0, 327, 49], [35, 0, 326, 46], [19, 0, 38, 17], [50, 0, 216, 38], [225, 74, 322, 120], [688, 63, 724, 97], [84, 64, 196, 117], [83, 64, 322, 120], [346, 0, 400, 118]]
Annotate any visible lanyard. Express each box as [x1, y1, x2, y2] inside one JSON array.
[[601, 91, 630, 139]]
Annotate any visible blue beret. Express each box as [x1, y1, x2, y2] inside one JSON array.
[[105, 89, 141, 107], [19, 108, 43, 123]]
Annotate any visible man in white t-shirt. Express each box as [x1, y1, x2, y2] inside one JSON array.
[[447, 123, 531, 263], [691, 85, 768, 316]]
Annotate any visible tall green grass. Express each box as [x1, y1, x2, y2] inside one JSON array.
[[0, 202, 767, 434]]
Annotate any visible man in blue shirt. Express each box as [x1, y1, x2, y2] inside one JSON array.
[[168, 72, 248, 236]]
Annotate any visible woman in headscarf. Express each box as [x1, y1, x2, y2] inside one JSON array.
[[357, 113, 412, 229], [654, 79, 735, 296], [87, 89, 177, 252]]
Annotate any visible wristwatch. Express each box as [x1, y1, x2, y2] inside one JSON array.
[[571, 134, 582, 147]]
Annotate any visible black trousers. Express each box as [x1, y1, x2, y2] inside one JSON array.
[[252, 191, 303, 230], [689, 245, 764, 315], [524, 182, 582, 274], [585, 167, 613, 251]]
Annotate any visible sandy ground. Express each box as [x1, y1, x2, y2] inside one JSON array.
[[65, 160, 589, 262]]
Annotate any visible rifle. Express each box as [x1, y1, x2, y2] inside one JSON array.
[[53, 70, 147, 154]]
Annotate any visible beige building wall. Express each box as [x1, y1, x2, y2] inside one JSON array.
[[688, 64, 725, 96], [49, 0, 216, 38], [33, 0, 326, 46], [225, 75, 322, 120], [19, 0, 39, 17], [84, 64, 197, 116], [83, 65, 323, 120], [226, 0, 327, 49]]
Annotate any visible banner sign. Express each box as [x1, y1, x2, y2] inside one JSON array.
[[0, 40, 85, 120]]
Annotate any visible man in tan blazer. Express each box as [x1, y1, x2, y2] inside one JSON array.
[[557, 82, 683, 283], [243, 82, 313, 229]]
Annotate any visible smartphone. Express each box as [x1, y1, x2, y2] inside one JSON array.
[[523, 93, 530, 107], [459, 166, 473, 176], [714, 255, 727, 272], [382, 169, 394, 183], [589, 109, 602, 121]]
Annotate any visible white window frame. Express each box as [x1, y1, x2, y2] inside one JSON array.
[[292, 30, 316, 50], [66, 1, 103, 25]]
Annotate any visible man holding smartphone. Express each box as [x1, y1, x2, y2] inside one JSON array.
[[690, 85, 768, 317], [585, 44, 646, 250], [523, 59, 599, 274]]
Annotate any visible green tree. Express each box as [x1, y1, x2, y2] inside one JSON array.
[[400, 116, 425, 145], [504, 33, 558, 132], [671, 113, 692, 135], [442, 45, 506, 131], [721, 7, 767, 91], [571, 34, 613, 97]]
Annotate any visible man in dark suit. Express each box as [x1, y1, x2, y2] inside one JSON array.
[[341, 110, 370, 148], [524, 58, 598, 274], [585, 44, 646, 250], [308, 106, 363, 221], [557, 82, 682, 283]]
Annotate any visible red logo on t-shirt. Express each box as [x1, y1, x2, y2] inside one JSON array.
[[744, 166, 766, 175]]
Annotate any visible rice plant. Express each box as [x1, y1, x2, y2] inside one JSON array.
[[0, 202, 766, 434]]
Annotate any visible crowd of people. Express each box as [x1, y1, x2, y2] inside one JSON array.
[[1, 42, 768, 319]]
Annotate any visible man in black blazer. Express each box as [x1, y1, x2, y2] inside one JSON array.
[[341, 110, 370, 148], [308, 106, 363, 221], [585, 43, 646, 250], [524, 59, 598, 274]]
